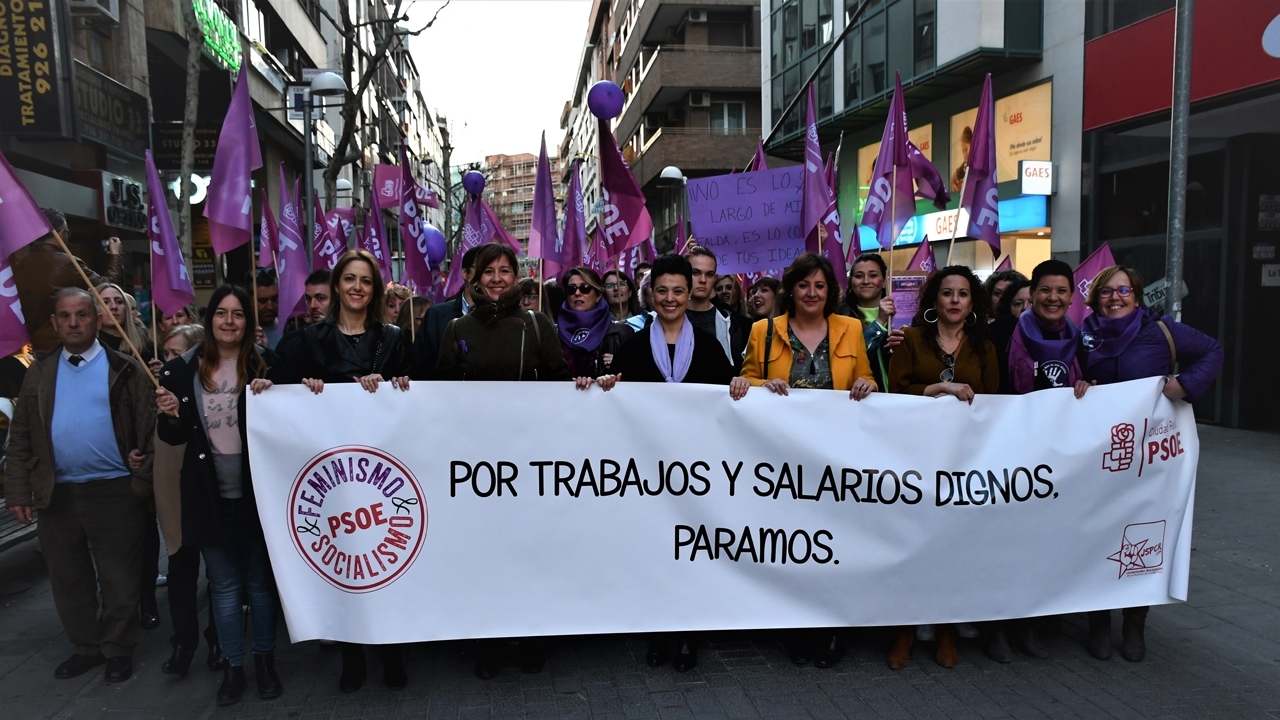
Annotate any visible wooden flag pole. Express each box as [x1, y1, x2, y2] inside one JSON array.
[[945, 167, 970, 267], [887, 165, 897, 285]]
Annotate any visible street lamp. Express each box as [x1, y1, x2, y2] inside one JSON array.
[[659, 165, 687, 248], [304, 71, 347, 245]]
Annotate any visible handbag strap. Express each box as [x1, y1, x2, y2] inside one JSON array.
[[1155, 319, 1177, 374], [763, 316, 775, 379]]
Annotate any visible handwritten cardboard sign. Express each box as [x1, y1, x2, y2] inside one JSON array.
[[687, 167, 805, 274]]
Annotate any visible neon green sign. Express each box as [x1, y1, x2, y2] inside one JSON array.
[[193, 0, 242, 73]]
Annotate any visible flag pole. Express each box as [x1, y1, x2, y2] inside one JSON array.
[[945, 168, 970, 267], [150, 258, 158, 361], [55, 235, 161, 390], [887, 165, 897, 285]]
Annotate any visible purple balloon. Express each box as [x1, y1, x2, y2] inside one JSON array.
[[462, 170, 486, 195], [423, 225, 447, 267], [588, 81, 625, 120]]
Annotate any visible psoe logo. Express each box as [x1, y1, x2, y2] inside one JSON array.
[[1107, 521, 1165, 578], [289, 446, 427, 593], [1102, 422, 1136, 472]]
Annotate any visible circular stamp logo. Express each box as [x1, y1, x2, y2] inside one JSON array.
[[289, 446, 426, 593], [571, 328, 591, 345]]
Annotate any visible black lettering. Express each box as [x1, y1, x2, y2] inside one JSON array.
[[674, 525, 694, 560], [812, 530, 835, 564], [935, 471, 954, 506], [599, 459, 621, 496], [876, 470, 901, 504], [690, 461, 712, 496], [530, 460, 552, 496], [787, 530, 812, 563], [722, 460, 743, 496], [450, 461, 471, 498], [988, 469, 1011, 504], [753, 463, 774, 497], [841, 468, 862, 502], [901, 470, 923, 505], [554, 461, 576, 497], [497, 462, 518, 496], [714, 527, 737, 560], [1011, 466, 1034, 502], [1033, 464, 1054, 498]]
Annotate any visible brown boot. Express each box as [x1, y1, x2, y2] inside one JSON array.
[[935, 624, 958, 668], [887, 627, 914, 669]]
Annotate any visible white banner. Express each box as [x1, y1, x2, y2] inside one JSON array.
[[246, 378, 1197, 644]]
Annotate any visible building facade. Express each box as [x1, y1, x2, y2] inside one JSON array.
[[483, 152, 540, 246]]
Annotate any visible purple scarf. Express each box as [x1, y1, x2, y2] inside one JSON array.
[[650, 318, 694, 383], [1080, 306, 1150, 368], [557, 298, 612, 353], [1008, 311, 1082, 393]]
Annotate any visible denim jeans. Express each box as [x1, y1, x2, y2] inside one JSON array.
[[201, 498, 276, 667]]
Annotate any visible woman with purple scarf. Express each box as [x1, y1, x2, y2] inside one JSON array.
[[1079, 264, 1222, 663], [557, 267, 633, 386]]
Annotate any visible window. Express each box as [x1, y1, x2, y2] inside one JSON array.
[[87, 31, 113, 74], [802, 0, 818, 51], [863, 11, 886, 96], [818, 61, 834, 118], [709, 21, 746, 46], [710, 102, 747, 134], [914, 0, 936, 75], [783, 2, 800, 64], [844, 27, 861, 105], [241, 0, 267, 47]]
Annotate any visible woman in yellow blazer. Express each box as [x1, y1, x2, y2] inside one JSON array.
[[729, 253, 877, 402]]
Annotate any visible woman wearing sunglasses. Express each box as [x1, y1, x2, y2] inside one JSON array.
[[1078, 265, 1222, 663], [885, 265, 998, 670], [558, 267, 633, 386]]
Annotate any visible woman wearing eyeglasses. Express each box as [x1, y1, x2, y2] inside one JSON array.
[[885, 265, 998, 670], [1078, 265, 1222, 663], [602, 269, 642, 323], [559, 267, 633, 385]]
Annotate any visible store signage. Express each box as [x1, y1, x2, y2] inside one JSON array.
[[302, 68, 340, 83], [191, 217, 217, 288], [1263, 265, 1280, 287], [951, 82, 1052, 185], [100, 171, 147, 233], [1020, 160, 1053, 196], [152, 122, 220, 171], [193, 0, 242, 72], [0, 0, 74, 137], [287, 86, 322, 121], [73, 61, 148, 157], [857, 196, 1049, 252], [1260, 195, 1280, 231]]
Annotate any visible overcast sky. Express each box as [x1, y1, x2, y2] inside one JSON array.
[[407, 0, 592, 166]]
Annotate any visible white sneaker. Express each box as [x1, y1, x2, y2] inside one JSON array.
[[956, 622, 980, 639], [915, 624, 935, 641]]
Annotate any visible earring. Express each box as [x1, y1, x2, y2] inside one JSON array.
[[923, 308, 938, 324], [966, 311, 978, 326]]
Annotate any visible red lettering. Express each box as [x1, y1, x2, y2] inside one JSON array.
[[371, 502, 386, 526], [327, 516, 341, 537], [1147, 441, 1160, 464], [340, 512, 357, 534], [355, 507, 372, 530]]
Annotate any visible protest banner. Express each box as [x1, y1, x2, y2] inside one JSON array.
[[247, 378, 1196, 645], [687, 166, 805, 274]]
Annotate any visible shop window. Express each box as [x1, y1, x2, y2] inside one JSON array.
[[711, 102, 747, 135], [1099, 151, 1225, 241], [914, 0, 936, 75]]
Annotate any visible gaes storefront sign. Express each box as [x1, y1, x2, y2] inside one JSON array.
[[74, 61, 148, 158], [0, 0, 74, 137], [194, 0, 241, 72]]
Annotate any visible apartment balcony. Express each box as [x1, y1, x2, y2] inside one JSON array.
[[629, 127, 760, 190], [616, 45, 761, 142]]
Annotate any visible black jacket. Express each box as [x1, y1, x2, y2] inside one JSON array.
[[412, 296, 465, 380], [157, 344, 275, 548], [434, 287, 570, 382], [611, 323, 734, 385], [287, 320, 411, 384]]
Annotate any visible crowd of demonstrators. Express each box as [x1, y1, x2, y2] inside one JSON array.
[[158, 304, 199, 334], [3, 227, 1228, 697]]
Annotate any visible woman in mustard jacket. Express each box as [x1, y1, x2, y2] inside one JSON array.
[[730, 253, 876, 402]]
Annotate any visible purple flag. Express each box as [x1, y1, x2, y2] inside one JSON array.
[[145, 151, 196, 315], [445, 193, 523, 296], [1068, 243, 1117, 325], [0, 253, 29, 357], [321, 206, 357, 270], [204, 64, 262, 255], [276, 168, 308, 320], [415, 182, 439, 209], [860, 72, 915, 250], [559, 159, 588, 272], [996, 255, 1012, 272], [961, 73, 1000, 253], [361, 204, 393, 282], [374, 163, 440, 211], [312, 201, 347, 272], [400, 144, 432, 293], [587, 227, 609, 274], [905, 238, 937, 274], [596, 118, 653, 256], [257, 188, 276, 270], [908, 142, 949, 210], [747, 140, 769, 173], [529, 132, 560, 277], [674, 212, 694, 256], [0, 150, 52, 257], [800, 85, 833, 255]]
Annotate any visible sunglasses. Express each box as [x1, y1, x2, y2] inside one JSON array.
[[565, 284, 596, 296], [940, 353, 955, 383], [1098, 286, 1133, 298]]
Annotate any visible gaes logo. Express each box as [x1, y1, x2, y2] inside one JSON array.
[[1102, 423, 1135, 472], [290, 446, 427, 593], [1107, 521, 1165, 578]]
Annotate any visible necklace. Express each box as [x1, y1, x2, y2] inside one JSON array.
[[937, 331, 964, 355]]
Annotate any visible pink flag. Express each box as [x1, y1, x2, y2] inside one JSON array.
[[905, 238, 937, 275], [559, 159, 588, 272], [1067, 243, 1116, 325], [415, 182, 439, 209], [529, 132, 560, 277], [145, 151, 196, 315], [747, 140, 769, 173], [860, 72, 915, 250], [596, 118, 653, 256], [276, 169, 308, 320], [0, 150, 53, 257], [204, 64, 262, 255], [400, 144, 432, 293], [960, 74, 1000, 253], [322, 207, 357, 267], [257, 188, 276, 270], [995, 255, 1012, 272], [361, 204, 393, 282], [819, 150, 847, 289], [0, 254, 29, 357], [374, 163, 440, 211], [312, 199, 346, 272]]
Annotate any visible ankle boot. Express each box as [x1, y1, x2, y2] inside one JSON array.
[[204, 626, 222, 672], [1014, 622, 1049, 659], [380, 645, 407, 690], [216, 662, 247, 706], [1121, 616, 1146, 662], [981, 623, 1013, 663], [253, 652, 282, 699], [339, 644, 367, 692], [935, 625, 959, 668], [673, 636, 698, 672], [813, 633, 845, 669], [646, 635, 668, 667], [1086, 611, 1113, 660], [887, 627, 914, 669], [161, 641, 194, 676]]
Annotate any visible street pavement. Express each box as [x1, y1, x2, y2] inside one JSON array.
[[0, 424, 1277, 720]]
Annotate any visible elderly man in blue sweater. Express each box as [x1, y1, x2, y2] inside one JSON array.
[[6, 287, 155, 683]]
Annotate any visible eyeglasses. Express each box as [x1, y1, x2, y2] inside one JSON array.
[[1098, 286, 1133, 298], [940, 353, 955, 383], [565, 284, 596, 296], [522, 294, 540, 302], [603, 282, 621, 291]]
